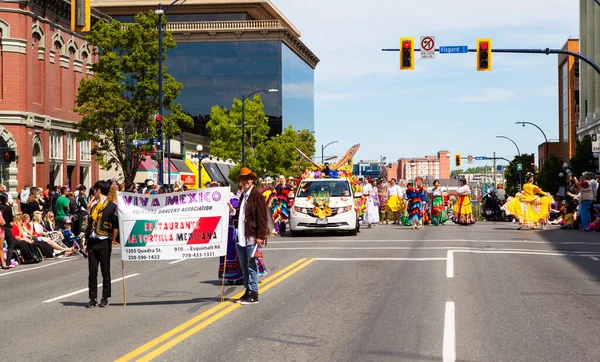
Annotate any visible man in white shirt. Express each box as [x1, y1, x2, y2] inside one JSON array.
[[236, 167, 268, 305]]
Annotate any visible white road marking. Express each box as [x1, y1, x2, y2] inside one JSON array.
[[0, 259, 77, 277], [316, 257, 446, 261], [168, 258, 186, 265], [43, 273, 140, 303], [272, 239, 600, 245], [264, 246, 600, 255], [590, 257, 599, 261], [443, 301, 456, 362], [446, 251, 454, 278]]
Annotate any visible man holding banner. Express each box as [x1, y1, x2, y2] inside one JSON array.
[[236, 167, 268, 305], [85, 180, 119, 308]]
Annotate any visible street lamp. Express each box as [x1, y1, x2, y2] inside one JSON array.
[[496, 135, 522, 190], [190, 144, 210, 189], [156, 0, 188, 187], [321, 141, 339, 164], [559, 162, 572, 199], [515, 121, 548, 167], [241, 88, 279, 166]]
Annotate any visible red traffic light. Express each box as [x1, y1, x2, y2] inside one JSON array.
[[480, 41, 488, 51], [403, 41, 411, 49], [156, 114, 163, 122]]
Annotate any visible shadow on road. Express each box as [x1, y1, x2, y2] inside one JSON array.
[[60, 296, 223, 308], [540, 227, 600, 280]]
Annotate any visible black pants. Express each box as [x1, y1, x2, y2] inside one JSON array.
[[88, 237, 112, 300], [13, 239, 35, 261], [72, 214, 85, 235], [4, 226, 13, 263]]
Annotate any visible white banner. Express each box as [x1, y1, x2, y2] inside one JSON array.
[[117, 188, 230, 261]]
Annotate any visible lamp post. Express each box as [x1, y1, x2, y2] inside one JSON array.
[[496, 135, 522, 190], [515, 121, 548, 167], [321, 140, 339, 164], [155, 0, 187, 187], [191, 144, 209, 189], [241, 88, 279, 167]]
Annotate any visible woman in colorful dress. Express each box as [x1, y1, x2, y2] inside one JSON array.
[[261, 177, 278, 236], [386, 178, 404, 225], [431, 180, 449, 225], [363, 178, 380, 228], [406, 178, 427, 229], [272, 175, 292, 236], [502, 172, 553, 230], [452, 177, 476, 225], [378, 179, 389, 224], [218, 194, 244, 285]]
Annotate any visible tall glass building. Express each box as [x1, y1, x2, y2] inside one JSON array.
[[93, 0, 319, 138]]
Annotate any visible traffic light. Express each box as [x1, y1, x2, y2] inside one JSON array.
[[400, 37, 414, 70], [476, 38, 492, 71], [155, 114, 163, 124], [71, 0, 91, 32], [455, 154, 461, 167], [2, 149, 15, 163]]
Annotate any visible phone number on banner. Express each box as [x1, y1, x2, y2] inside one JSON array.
[[123, 245, 224, 261]]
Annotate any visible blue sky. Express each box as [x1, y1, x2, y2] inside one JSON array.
[[272, 0, 580, 169]]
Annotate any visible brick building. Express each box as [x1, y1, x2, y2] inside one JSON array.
[[388, 151, 450, 183], [557, 37, 579, 160], [0, 0, 102, 199]]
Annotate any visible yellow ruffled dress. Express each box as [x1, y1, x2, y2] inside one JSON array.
[[502, 183, 552, 228]]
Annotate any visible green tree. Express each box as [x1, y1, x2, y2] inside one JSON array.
[[569, 135, 595, 177], [537, 153, 563, 196], [207, 97, 315, 182], [74, 12, 192, 187], [504, 153, 535, 195]]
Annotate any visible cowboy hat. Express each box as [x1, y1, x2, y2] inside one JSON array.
[[239, 167, 257, 180], [173, 180, 184, 191]]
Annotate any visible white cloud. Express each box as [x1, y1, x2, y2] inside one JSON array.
[[458, 88, 514, 102]]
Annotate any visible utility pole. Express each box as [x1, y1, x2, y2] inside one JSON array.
[[493, 151, 497, 185]]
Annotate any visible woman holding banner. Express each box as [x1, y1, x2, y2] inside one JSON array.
[[219, 193, 244, 284]]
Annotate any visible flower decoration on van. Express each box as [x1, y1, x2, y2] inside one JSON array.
[[311, 191, 332, 220]]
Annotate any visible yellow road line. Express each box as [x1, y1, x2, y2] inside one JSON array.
[[116, 258, 310, 362], [137, 258, 316, 362]]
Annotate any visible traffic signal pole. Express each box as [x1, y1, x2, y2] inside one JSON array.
[[382, 47, 600, 76]]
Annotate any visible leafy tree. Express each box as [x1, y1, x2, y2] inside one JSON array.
[[207, 97, 315, 182], [504, 153, 535, 195], [569, 135, 595, 177], [74, 12, 192, 187], [537, 153, 564, 196]]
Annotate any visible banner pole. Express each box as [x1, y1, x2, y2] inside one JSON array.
[[220, 240, 228, 302], [122, 260, 127, 307]]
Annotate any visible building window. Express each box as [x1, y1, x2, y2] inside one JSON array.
[[80, 140, 91, 162], [66, 133, 76, 161], [50, 131, 63, 159]]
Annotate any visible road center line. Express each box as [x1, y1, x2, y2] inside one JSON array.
[[168, 259, 186, 265], [0, 259, 76, 277], [446, 251, 454, 278], [590, 257, 599, 261], [43, 273, 140, 303], [316, 257, 446, 261], [443, 301, 456, 362]]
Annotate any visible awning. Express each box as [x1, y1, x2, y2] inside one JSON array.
[[171, 158, 193, 175], [134, 158, 179, 185], [203, 162, 228, 186], [215, 163, 233, 186], [182, 158, 212, 189]]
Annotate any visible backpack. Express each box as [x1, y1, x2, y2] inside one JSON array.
[[69, 197, 78, 215]]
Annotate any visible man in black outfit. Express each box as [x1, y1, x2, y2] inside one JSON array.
[[85, 180, 118, 308]]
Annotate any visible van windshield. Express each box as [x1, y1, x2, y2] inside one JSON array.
[[297, 180, 351, 197]]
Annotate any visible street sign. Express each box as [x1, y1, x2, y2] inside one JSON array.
[[592, 133, 600, 153], [467, 155, 473, 162], [439, 46, 468, 54], [517, 163, 522, 171], [420, 36, 435, 59], [132, 138, 159, 147], [474, 156, 487, 160]]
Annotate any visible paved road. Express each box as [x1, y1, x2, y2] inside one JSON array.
[[3, 222, 600, 361]]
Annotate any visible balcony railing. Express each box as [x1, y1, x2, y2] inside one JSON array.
[[122, 20, 286, 31]]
